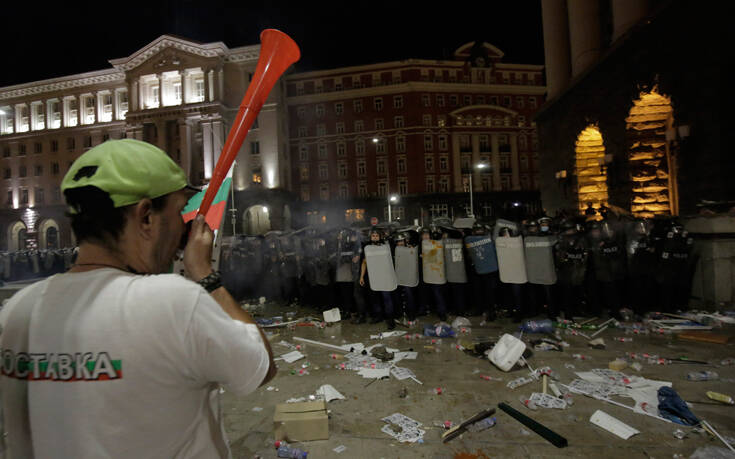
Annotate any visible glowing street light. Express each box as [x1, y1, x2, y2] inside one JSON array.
[[468, 163, 489, 218]]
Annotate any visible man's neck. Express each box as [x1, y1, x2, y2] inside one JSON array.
[[71, 242, 134, 273]]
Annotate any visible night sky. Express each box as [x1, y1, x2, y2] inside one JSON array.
[[2, 1, 544, 88]]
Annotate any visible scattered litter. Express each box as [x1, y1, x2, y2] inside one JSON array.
[[466, 416, 497, 433], [529, 392, 567, 409], [357, 367, 390, 379], [333, 445, 347, 454], [658, 386, 700, 426], [442, 408, 496, 442], [316, 384, 345, 402], [689, 446, 735, 459], [687, 371, 719, 381], [423, 324, 455, 338], [673, 428, 687, 439], [252, 406, 263, 412], [588, 338, 606, 349], [381, 413, 425, 443], [572, 354, 592, 361], [266, 386, 279, 392], [630, 362, 642, 371], [707, 391, 734, 405], [590, 325, 609, 338], [590, 410, 640, 439], [280, 351, 305, 363], [323, 308, 341, 323], [700, 419, 735, 453], [721, 358, 735, 366], [489, 334, 526, 372], [393, 351, 418, 361], [614, 337, 633, 343], [498, 402, 568, 448], [390, 366, 418, 382], [480, 374, 503, 382], [507, 376, 534, 389], [564, 363, 576, 370], [609, 359, 628, 371], [519, 428, 531, 436], [370, 331, 407, 339], [451, 316, 472, 330]]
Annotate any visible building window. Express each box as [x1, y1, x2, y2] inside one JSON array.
[[337, 142, 346, 157], [2, 147, 9, 157], [336, 122, 345, 134], [396, 135, 405, 153], [318, 143, 328, 159], [422, 114, 431, 127], [50, 140, 58, 152], [375, 118, 384, 130], [439, 156, 449, 172], [355, 139, 365, 155], [315, 82, 323, 94], [252, 170, 262, 184], [516, 96, 525, 108], [52, 162, 59, 175], [67, 137, 75, 151], [83, 136, 92, 148], [315, 104, 324, 117], [297, 106, 306, 118], [477, 95, 485, 104], [520, 135, 528, 150], [518, 116, 526, 127], [250, 141, 260, 155], [426, 176, 435, 193], [438, 135, 448, 151], [354, 120, 364, 132], [425, 155, 434, 172], [463, 95, 472, 106], [357, 160, 366, 177], [423, 135, 433, 152], [397, 156, 407, 174], [6, 190, 12, 206], [19, 165, 26, 178], [35, 187, 44, 204], [392, 71, 402, 84], [3, 168, 10, 179], [520, 154, 529, 170], [19, 144, 26, 156], [398, 178, 408, 195], [377, 181, 387, 197], [352, 77, 362, 89], [436, 94, 445, 107], [377, 158, 386, 176], [394, 116, 404, 129], [338, 183, 348, 199], [319, 183, 329, 200], [358, 182, 368, 197], [374, 97, 383, 111], [529, 97, 537, 109], [300, 186, 310, 201], [393, 96, 403, 109], [299, 144, 309, 161], [335, 82, 343, 92], [450, 95, 458, 106], [430, 203, 448, 217], [503, 96, 511, 107], [21, 189, 28, 205], [338, 162, 348, 178], [376, 140, 385, 154], [34, 165, 42, 176], [298, 126, 308, 137], [501, 175, 511, 190], [438, 116, 446, 128], [439, 177, 449, 193], [300, 165, 309, 181], [500, 154, 510, 169], [422, 94, 431, 107], [353, 99, 363, 113], [316, 124, 326, 136]]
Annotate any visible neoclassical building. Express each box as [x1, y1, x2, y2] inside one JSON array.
[[0, 35, 292, 250]]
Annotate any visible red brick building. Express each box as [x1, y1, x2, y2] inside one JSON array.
[[285, 42, 546, 226]]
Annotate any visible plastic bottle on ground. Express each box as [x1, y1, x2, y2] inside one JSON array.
[[519, 319, 554, 334], [686, 371, 719, 381], [277, 445, 308, 458], [720, 358, 735, 366], [466, 416, 497, 432]]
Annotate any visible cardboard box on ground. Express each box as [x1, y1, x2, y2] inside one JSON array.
[[273, 401, 329, 441]]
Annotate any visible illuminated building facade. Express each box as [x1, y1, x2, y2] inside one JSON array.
[[285, 42, 546, 226], [0, 35, 291, 249]]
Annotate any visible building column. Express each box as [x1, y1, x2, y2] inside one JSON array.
[[155, 119, 167, 152], [451, 133, 462, 192], [205, 68, 214, 102], [112, 89, 119, 120], [202, 119, 214, 179], [471, 134, 481, 191], [541, 0, 572, 99], [59, 99, 65, 128], [568, 0, 601, 77], [95, 92, 102, 124], [218, 68, 224, 102], [178, 118, 193, 180], [138, 77, 145, 110], [157, 73, 163, 107], [212, 117, 224, 167], [75, 95, 81, 126], [491, 134, 502, 191], [130, 79, 139, 112], [611, 0, 649, 42], [180, 70, 188, 105], [510, 134, 520, 190]]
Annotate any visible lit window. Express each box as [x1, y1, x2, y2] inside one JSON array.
[[439, 135, 448, 151], [425, 155, 434, 172], [424, 135, 433, 152], [195, 79, 205, 101], [299, 144, 308, 161], [300, 165, 309, 180]]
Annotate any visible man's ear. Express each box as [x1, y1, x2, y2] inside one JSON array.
[[132, 198, 155, 239]]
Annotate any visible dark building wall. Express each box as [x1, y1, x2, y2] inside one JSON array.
[[536, 2, 731, 216]]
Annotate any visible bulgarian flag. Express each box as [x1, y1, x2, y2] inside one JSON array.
[[182, 177, 232, 231]]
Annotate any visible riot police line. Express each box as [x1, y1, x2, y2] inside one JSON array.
[[218, 214, 696, 329], [0, 248, 76, 284]]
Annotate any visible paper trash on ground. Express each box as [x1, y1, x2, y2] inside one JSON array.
[[280, 350, 305, 363], [316, 384, 346, 402], [393, 351, 418, 361], [590, 410, 640, 439], [390, 367, 417, 381], [323, 308, 342, 323], [381, 413, 425, 443], [370, 331, 407, 339], [358, 367, 391, 379]]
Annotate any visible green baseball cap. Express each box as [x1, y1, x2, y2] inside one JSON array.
[[61, 139, 198, 209]]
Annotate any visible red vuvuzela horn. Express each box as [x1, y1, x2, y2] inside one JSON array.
[[197, 29, 300, 217]]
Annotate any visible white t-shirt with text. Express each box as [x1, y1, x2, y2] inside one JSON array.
[[0, 268, 269, 458]]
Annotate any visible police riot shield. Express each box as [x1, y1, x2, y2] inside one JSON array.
[[364, 244, 398, 291], [556, 235, 588, 286], [464, 235, 499, 274], [524, 235, 558, 285], [443, 238, 468, 283], [495, 235, 528, 284], [493, 219, 520, 239], [421, 239, 447, 285], [394, 246, 419, 287], [314, 236, 331, 286]]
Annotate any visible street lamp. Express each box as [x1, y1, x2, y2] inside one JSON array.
[[468, 163, 489, 218], [388, 194, 399, 222]]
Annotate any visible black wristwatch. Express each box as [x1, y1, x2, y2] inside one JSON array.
[[198, 271, 222, 293]]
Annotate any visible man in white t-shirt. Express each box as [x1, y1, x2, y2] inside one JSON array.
[[0, 139, 276, 458]]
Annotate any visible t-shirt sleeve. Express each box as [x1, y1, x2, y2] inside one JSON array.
[[185, 291, 270, 397]]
